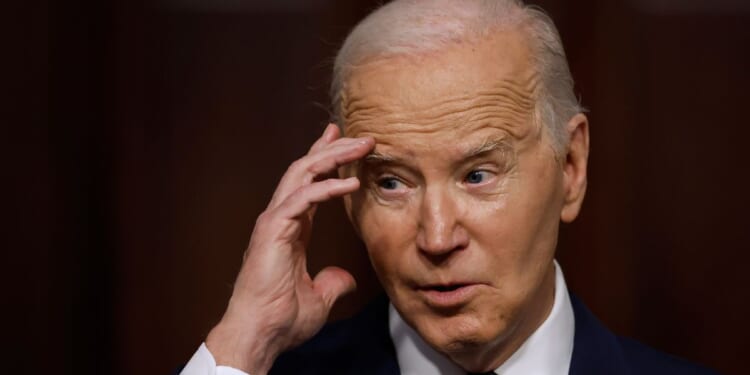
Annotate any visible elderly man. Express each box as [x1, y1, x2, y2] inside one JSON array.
[[181, 0, 717, 374]]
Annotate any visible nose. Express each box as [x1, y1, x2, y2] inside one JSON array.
[[416, 186, 469, 258]]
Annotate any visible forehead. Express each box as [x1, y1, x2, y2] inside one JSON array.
[[340, 30, 539, 148]]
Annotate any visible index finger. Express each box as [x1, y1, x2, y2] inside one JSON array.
[[307, 124, 340, 155], [267, 136, 374, 210]]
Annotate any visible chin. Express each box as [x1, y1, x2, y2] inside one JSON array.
[[411, 305, 511, 355]]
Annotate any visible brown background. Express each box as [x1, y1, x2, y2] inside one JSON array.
[[12, 0, 750, 374]]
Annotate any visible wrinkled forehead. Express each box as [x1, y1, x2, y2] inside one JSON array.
[[339, 31, 539, 143]]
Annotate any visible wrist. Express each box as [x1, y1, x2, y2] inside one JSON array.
[[205, 319, 284, 375]]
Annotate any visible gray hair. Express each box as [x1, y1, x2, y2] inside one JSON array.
[[330, 0, 584, 154]]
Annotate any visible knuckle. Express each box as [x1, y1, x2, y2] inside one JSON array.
[[254, 210, 273, 228], [306, 165, 328, 182], [290, 184, 310, 200], [307, 159, 323, 174], [287, 159, 305, 173]]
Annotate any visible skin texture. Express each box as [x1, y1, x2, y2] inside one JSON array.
[[340, 30, 589, 371], [205, 28, 589, 375]]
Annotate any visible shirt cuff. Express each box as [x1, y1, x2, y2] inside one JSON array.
[[180, 342, 250, 375]]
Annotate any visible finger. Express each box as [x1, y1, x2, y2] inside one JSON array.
[[307, 124, 340, 155], [302, 139, 372, 184], [275, 177, 360, 220], [269, 138, 373, 209], [269, 138, 366, 208], [299, 127, 344, 220], [313, 266, 357, 310]]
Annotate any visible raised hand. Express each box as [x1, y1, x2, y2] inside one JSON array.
[[205, 124, 374, 374]]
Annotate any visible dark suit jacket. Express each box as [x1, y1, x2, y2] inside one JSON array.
[[270, 294, 719, 375]]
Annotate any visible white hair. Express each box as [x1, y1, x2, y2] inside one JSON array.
[[330, 0, 584, 154]]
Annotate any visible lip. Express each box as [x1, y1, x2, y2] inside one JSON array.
[[416, 283, 482, 309]]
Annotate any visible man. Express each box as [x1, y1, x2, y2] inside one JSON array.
[[181, 0, 717, 374]]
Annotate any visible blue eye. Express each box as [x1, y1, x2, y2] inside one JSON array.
[[466, 170, 490, 184], [378, 177, 402, 190]]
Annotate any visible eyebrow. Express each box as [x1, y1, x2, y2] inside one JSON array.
[[362, 137, 513, 166], [364, 151, 398, 164], [464, 138, 512, 159]]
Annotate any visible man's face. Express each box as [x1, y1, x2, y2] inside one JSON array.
[[341, 31, 582, 368]]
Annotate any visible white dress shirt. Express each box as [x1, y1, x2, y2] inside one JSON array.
[[181, 343, 248, 375], [181, 261, 575, 375]]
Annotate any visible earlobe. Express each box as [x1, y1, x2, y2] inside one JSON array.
[[560, 113, 590, 223]]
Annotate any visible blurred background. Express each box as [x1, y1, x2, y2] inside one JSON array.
[[12, 0, 750, 373]]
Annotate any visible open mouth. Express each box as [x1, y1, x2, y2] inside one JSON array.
[[417, 283, 480, 308], [427, 284, 468, 292]]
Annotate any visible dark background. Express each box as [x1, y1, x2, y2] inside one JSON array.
[[13, 0, 749, 374]]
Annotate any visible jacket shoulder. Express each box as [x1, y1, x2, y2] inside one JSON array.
[[617, 336, 720, 375], [568, 294, 720, 375]]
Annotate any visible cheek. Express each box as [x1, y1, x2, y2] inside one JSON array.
[[486, 160, 562, 286], [459, 182, 519, 251], [356, 198, 417, 283], [517, 157, 565, 252], [462, 160, 561, 278]]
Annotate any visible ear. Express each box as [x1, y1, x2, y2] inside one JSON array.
[[560, 113, 589, 223]]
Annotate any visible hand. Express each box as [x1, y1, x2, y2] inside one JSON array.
[[205, 124, 374, 375]]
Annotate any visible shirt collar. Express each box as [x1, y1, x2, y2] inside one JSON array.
[[388, 260, 575, 375]]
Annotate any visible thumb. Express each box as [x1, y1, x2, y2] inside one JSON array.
[[313, 266, 357, 310]]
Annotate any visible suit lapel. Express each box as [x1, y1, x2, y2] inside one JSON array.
[[349, 294, 401, 375], [567, 294, 629, 375]]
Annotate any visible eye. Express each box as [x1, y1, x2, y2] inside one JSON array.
[[465, 170, 491, 184], [378, 177, 404, 190]]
